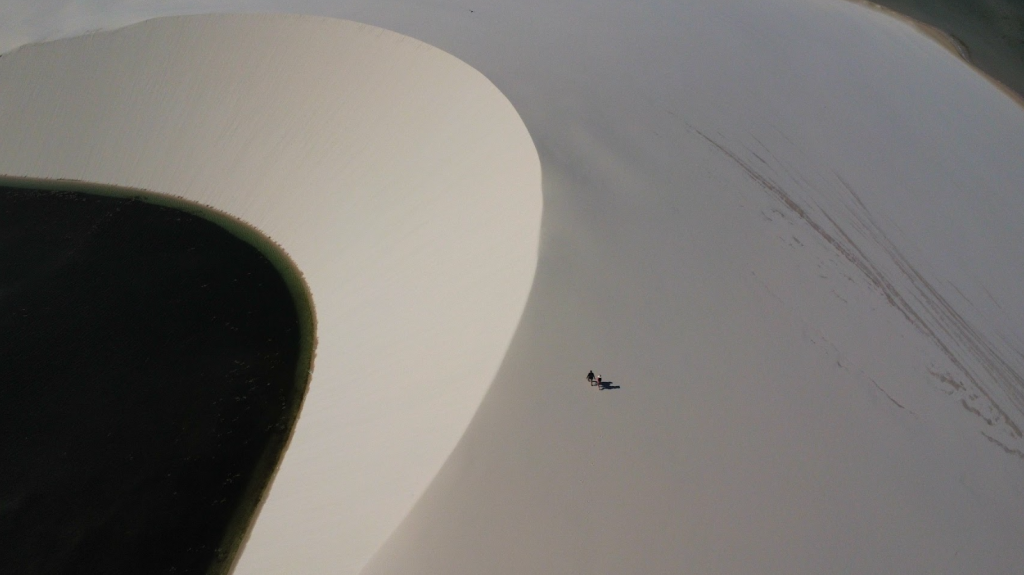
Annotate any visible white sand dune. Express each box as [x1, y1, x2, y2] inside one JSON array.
[[0, 14, 541, 574], [2, 1, 1024, 573]]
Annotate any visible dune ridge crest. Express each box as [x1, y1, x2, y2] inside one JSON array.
[[0, 13, 541, 574]]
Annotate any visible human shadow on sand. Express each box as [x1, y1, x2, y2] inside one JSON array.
[[597, 381, 620, 390]]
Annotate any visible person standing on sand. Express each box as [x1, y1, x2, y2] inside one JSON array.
[[587, 370, 595, 385], [596, 374, 602, 388]]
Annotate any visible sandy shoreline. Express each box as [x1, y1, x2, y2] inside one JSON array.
[[0, 184, 308, 573], [850, 0, 1024, 107]]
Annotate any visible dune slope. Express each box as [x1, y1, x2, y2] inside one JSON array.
[[361, 1, 1024, 573], [0, 14, 541, 574], [1, 0, 1024, 573]]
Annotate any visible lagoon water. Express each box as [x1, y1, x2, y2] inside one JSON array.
[[871, 0, 1024, 97], [0, 187, 307, 574]]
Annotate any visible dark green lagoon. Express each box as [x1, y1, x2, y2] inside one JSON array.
[[0, 185, 312, 574], [872, 0, 1024, 98]]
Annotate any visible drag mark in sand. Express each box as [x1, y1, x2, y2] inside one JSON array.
[[697, 129, 1024, 454], [982, 432, 1024, 460]]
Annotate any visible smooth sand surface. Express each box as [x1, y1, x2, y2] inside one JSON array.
[[0, 14, 540, 574], [3, 1, 1024, 573]]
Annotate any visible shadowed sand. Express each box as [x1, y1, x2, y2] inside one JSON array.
[[2, 3, 1024, 574]]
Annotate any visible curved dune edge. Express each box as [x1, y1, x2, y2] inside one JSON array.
[[0, 174, 317, 573], [0, 13, 541, 573]]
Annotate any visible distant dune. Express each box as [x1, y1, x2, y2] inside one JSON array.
[[2, 2, 1024, 574]]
